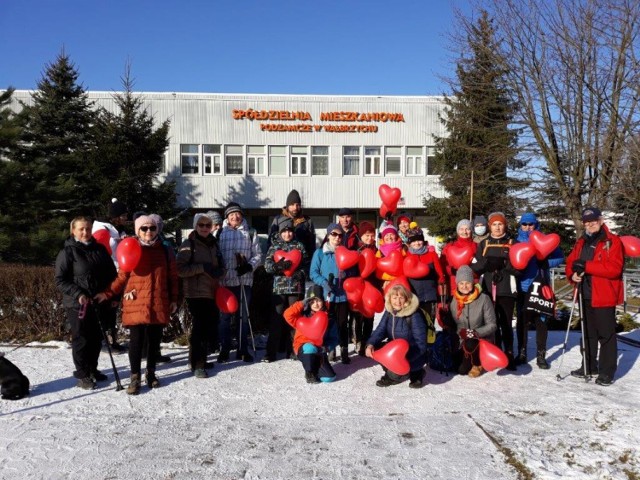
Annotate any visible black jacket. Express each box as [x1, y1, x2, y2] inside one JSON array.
[[55, 237, 118, 309], [471, 235, 520, 299]]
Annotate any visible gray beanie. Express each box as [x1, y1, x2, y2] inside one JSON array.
[[455, 265, 474, 285], [224, 202, 243, 218], [473, 215, 487, 227], [456, 219, 472, 232]]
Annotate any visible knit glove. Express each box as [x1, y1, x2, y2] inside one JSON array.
[[572, 260, 585, 275]]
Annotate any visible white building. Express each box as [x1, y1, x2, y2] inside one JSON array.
[[10, 91, 448, 241]]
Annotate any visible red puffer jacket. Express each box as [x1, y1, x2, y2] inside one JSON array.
[[565, 224, 624, 307]]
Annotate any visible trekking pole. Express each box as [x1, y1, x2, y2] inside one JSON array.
[[93, 303, 124, 391], [555, 285, 579, 381], [241, 284, 256, 354], [577, 283, 590, 383]]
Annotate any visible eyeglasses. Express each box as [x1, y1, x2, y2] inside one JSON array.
[[521, 223, 535, 226], [197, 223, 212, 228], [139, 226, 157, 232], [329, 232, 343, 238]]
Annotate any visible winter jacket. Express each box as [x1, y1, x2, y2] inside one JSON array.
[[450, 288, 497, 342], [367, 294, 427, 372], [566, 224, 624, 307], [341, 224, 360, 251], [310, 244, 347, 303], [218, 218, 263, 287], [176, 232, 224, 299], [440, 237, 478, 293], [55, 238, 118, 309], [269, 211, 316, 268], [264, 233, 307, 295], [471, 234, 521, 299], [515, 227, 564, 293], [283, 300, 339, 353], [102, 241, 178, 327], [407, 249, 445, 303]]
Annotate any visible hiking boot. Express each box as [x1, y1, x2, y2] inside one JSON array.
[[505, 352, 517, 371], [305, 372, 320, 384], [145, 370, 160, 389], [77, 377, 96, 390], [515, 350, 527, 365], [571, 367, 598, 378], [468, 365, 484, 378], [536, 350, 549, 370], [90, 370, 108, 382], [376, 374, 401, 387], [127, 374, 141, 395], [237, 352, 254, 362], [595, 375, 613, 386], [194, 368, 208, 379], [341, 350, 351, 365], [218, 349, 229, 363]]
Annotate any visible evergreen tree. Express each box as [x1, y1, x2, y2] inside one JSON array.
[[424, 11, 524, 237], [92, 65, 176, 231], [0, 87, 22, 256]]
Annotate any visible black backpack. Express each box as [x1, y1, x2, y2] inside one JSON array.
[[428, 330, 460, 375]]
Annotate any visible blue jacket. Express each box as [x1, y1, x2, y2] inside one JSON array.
[[310, 243, 347, 303], [515, 227, 564, 293], [367, 294, 427, 372]]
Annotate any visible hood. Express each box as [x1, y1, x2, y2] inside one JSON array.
[[384, 291, 420, 317]]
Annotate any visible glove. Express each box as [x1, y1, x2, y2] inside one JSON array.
[[492, 270, 504, 283], [236, 263, 253, 276], [466, 329, 476, 339], [572, 260, 585, 275], [273, 258, 292, 274]]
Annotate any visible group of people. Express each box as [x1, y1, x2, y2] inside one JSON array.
[[55, 190, 625, 393]]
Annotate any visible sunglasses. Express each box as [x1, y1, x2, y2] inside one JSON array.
[[521, 223, 535, 226], [329, 232, 343, 238], [197, 223, 212, 228], [139, 226, 157, 232]]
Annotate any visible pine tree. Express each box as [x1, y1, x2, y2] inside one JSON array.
[[0, 87, 22, 256], [423, 11, 524, 237]]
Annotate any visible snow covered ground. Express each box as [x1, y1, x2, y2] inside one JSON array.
[[1, 328, 639, 480]]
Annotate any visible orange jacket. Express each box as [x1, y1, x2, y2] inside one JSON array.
[[283, 300, 329, 352]]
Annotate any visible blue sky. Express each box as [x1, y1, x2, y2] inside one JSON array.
[[1, 1, 472, 96]]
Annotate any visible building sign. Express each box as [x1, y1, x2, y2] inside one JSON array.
[[232, 109, 405, 133]]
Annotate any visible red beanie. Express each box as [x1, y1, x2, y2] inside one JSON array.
[[358, 221, 375, 236]]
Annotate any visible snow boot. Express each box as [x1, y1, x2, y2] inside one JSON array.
[[468, 365, 484, 378], [127, 374, 141, 395], [305, 372, 320, 384], [505, 352, 517, 371], [194, 368, 208, 379], [536, 350, 549, 370], [77, 377, 96, 390], [515, 348, 527, 365], [90, 370, 108, 382], [145, 370, 160, 389], [218, 349, 229, 363]]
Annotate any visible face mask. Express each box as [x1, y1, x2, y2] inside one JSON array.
[[474, 226, 486, 236]]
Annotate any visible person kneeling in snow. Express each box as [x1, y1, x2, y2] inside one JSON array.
[[283, 285, 338, 384], [450, 266, 497, 378], [365, 284, 427, 388]]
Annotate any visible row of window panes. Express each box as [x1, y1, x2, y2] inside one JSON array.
[[179, 144, 435, 176]]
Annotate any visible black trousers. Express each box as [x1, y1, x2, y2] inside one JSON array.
[[330, 302, 350, 350], [516, 292, 548, 354], [459, 338, 481, 375], [353, 313, 373, 347], [493, 296, 516, 354], [267, 294, 299, 358], [129, 324, 163, 375], [187, 298, 218, 370], [67, 305, 103, 379], [581, 305, 617, 378]]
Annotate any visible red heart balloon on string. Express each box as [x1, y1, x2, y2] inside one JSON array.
[[621, 236, 640, 257], [478, 339, 508, 371], [509, 242, 537, 270], [383, 275, 411, 295], [379, 204, 391, 219], [403, 254, 430, 279], [376, 250, 404, 278], [529, 231, 561, 260], [358, 248, 377, 278], [273, 249, 302, 277], [116, 237, 142, 273], [371, 339, 410, 376], [445, 243, 476, 270], [378, 184, 402, 215], [343, 277, 365, 311], [296, 311, 328, 346], [362, 280, 385, 314], [215, 286, 238, 314], [93, 229, 112, 255], [335, 246, 360, 270]]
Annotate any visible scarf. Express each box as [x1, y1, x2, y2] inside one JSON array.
[[453, 284, 481, 318], [379, 239, 403, 257], [408, 245, 427, 255], [139, 237, 158, 247]]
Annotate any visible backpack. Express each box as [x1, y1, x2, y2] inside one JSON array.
[[421, 307, 436, 348], [429, 330, 460, 375]]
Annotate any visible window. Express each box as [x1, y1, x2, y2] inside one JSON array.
[[311, 146, 329, 175], [364, 146, 382, 176], [161, 150, 168, 174], [406, 146, 424, 176], [247, 145, 265, 175], [427, 155, 436, 175], [180, 144, 199, 174], [225, 145, 244, 175], [385, 146, 402, 175], [269, 146, 287, 175], [343, 146, 360, 176], [203, 144, 221, 175], [291, 146, 308, 175]]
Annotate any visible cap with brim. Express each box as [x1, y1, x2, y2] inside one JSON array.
[[338, 208, 354, 216], [581, 207, 602, 222]]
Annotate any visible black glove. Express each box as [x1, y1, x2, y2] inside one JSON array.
[[236, 263, 253, 276], [572, 260, 586, 275], [273, 258, 292, 274]]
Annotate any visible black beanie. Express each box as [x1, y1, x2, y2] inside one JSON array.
[[108, 198, 127, 218], [286, 189, 302, 207]]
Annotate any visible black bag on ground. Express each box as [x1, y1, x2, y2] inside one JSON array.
[[0, 355, 30, 400], [428, 330, 461, 375]]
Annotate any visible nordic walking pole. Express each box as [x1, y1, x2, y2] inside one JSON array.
[[555, 285, 579, 381], [93, 303, 124, 391], [577, 282, 591, 383], [241, 284, 256, 354]]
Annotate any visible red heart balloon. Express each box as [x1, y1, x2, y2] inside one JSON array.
[[296, 311, 328, 346], [93, 229, 112, 255], [362, 280, 385, 314], [358, 248, 377, 278], [529, 231, 561, 260], [343, 277, 365, 309], [116, 237, 142, 273], [445, 243, 476, 270], [383, 275, 411, 296], [379, 204, 391, 219], [371, 339, 410, 376], [621, 236, 640, 258], [335, 246, 360, 270], [403, 254, 430, 279], [509, 242, 537, 270], [215, 286, 238, 314], [378, 184, 402, 213], [376, 250, 404, 278], [541, 285, 555, 301], [478, 338, 508, 371], [273, 249, 302, 277]]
